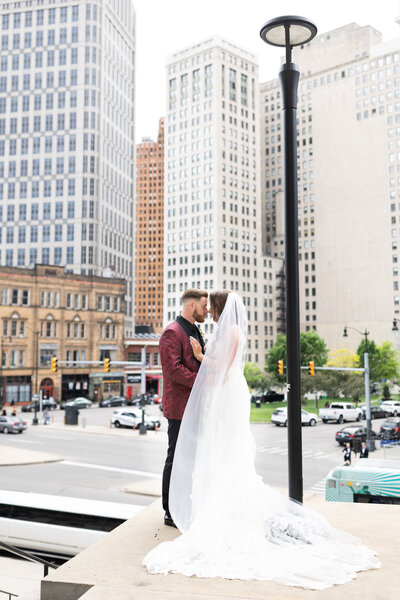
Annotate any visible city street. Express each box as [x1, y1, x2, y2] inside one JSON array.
[[0, 405, 385, 504]]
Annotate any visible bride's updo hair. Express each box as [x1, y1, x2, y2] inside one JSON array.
[[210, 290, 230, 321]]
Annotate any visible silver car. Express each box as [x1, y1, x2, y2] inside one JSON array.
[[0, 415, 27, 434]]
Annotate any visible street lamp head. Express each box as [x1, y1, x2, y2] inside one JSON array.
[[260, 15, 317, 49]]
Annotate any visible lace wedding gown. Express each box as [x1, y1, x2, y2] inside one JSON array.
[[143, 293, 380, 589]]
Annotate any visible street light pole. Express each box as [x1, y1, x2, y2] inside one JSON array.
[[260, 16, 317, 504], [32, 330, 40, 426], [343, 327, 373, 451]]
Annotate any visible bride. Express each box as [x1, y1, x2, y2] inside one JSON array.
[[143, 291, 380, 589]]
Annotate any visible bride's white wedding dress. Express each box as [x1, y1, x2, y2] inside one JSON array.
[[143, 293, 380, 589]]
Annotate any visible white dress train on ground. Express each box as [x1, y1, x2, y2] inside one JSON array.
[[143, 293, 380, 589]]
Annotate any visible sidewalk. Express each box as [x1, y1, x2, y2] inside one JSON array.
[[41, 494, 400, 600], [0, 444, 63, 466], [49, 421, 168, 442]]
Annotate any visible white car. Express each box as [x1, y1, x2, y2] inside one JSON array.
[[379, 400, 400, 416], [111, 409, 161, 430], [271, 407, 319, 427]]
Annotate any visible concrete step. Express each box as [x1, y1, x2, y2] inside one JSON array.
[[41, 495, 400, 600]]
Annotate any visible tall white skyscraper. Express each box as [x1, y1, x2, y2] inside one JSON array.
[[0, 0, 136, 335], [260, 23, 400, 352], [164, 36, 283, 364]]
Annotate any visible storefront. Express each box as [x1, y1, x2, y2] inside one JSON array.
[[1, 375, 31, 406], [61, 374, 90, 402]]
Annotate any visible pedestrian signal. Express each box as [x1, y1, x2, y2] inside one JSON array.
[[277, 360, 284, 376], [104, 358, 111, 373], [308, 361, 315, 376], [51, 356, 58, 373]]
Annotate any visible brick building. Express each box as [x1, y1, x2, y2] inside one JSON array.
[[135, 119, 164, 333], [0, 264, 125, 405]]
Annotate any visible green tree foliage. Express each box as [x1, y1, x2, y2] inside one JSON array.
[[356, 339, 399, 382], [244, 362, 263, 391], [266, 331, 328, 382]]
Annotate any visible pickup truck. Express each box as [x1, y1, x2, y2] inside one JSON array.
[[319, 402, 362, 424]]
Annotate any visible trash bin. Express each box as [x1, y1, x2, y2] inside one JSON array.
[[352, 438, 362, 454], [255, 399, 261, 409], [64, 406, 79, 425]]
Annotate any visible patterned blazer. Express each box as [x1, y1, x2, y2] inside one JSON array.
[[160, 321, 200, 420]]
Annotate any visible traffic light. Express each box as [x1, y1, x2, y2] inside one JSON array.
[[104, 358, 111, 373], [308, 360, 315, 376], [277, 360, 283, 376], [51, 356, 58, 373]]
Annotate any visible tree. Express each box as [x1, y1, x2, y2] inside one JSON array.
[[300, 330, 329, 366], [266, 331, 328, 381], [341, 373, 364, 404], [327, 348, 359, 369], [357, 339, 400, 382], [244, 362, 263, 391]]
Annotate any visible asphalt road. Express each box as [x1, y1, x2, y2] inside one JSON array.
[[0, 405, 387, 505]]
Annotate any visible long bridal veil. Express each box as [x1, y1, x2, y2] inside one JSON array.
[[143, 292, 380, 588], [169, 291, 247, 533]]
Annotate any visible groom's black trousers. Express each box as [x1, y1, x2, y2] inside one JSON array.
[[162, 418, 181, 517]]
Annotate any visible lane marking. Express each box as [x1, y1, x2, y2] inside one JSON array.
[[60, 460, 160, 478]]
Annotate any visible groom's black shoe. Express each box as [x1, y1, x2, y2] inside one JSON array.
[[164, 513, 177, 528]]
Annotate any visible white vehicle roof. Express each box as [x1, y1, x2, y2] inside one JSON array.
[[0, 489, 141, 519]]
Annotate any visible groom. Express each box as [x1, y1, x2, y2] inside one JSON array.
[[159, 288, 208, 527]]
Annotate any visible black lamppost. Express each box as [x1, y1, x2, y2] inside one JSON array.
[[343, 326, 373, 451], [260, 16, 317, 504], [31, 330, 40, 426]]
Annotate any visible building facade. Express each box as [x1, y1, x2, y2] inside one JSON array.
[[124, 333, 162, 400], [0, 264, 125, 405], [0, 0, 136, 336], [135, 119, 164, 333], [260, 23, 400, 352], [164, 36, 283, 365]]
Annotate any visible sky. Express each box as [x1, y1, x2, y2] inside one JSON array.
[[133, 0, 400, 142]]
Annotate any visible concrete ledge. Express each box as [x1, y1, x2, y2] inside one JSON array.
[[0, 445, 63, 466], [42, 493, 400, 600], [123, 477, 162, 497]]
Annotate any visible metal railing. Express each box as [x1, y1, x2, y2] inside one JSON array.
[[0, 590, 18, 599], [0, 539, 57, 577]]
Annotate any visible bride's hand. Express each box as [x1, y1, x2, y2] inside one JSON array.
[[189, 337, 203, 362]]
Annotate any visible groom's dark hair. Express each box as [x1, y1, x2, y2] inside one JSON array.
[[182, 288, 208, 303]]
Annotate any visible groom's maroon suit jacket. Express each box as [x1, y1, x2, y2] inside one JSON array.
[[160, 321, 200, 420]]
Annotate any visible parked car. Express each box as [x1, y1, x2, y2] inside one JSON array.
[[379, 400, 400, 416], [60, 397, 92, 410], [251, 391, 285, 404], [361, 405, 390, 419], [335, 426, 378, 446], [99, 396, 126, 408], [22, 398, 58, 412], [379, 418, 400, 441], [0, 415, 27, 434], [271, 407, 319, 427], [111, 408, 161, 430], [319, 402, 362, 424]]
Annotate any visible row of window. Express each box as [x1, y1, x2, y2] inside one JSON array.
[[0, 289, 122, 313], [0, 201, 75, 222], [2, 224, 75, 243], [0, 247, 74, 266], [1, 6, 81, 29], [1, 27, 79, 49]]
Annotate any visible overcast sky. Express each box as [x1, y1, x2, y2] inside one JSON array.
[[133, 0, 400, 142]]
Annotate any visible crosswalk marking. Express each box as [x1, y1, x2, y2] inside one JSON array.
[[308, 478, 327, 496], [256, 445, 340, 462]]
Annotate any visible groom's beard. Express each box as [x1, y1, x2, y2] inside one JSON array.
[[193, 308, 206, 323]]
